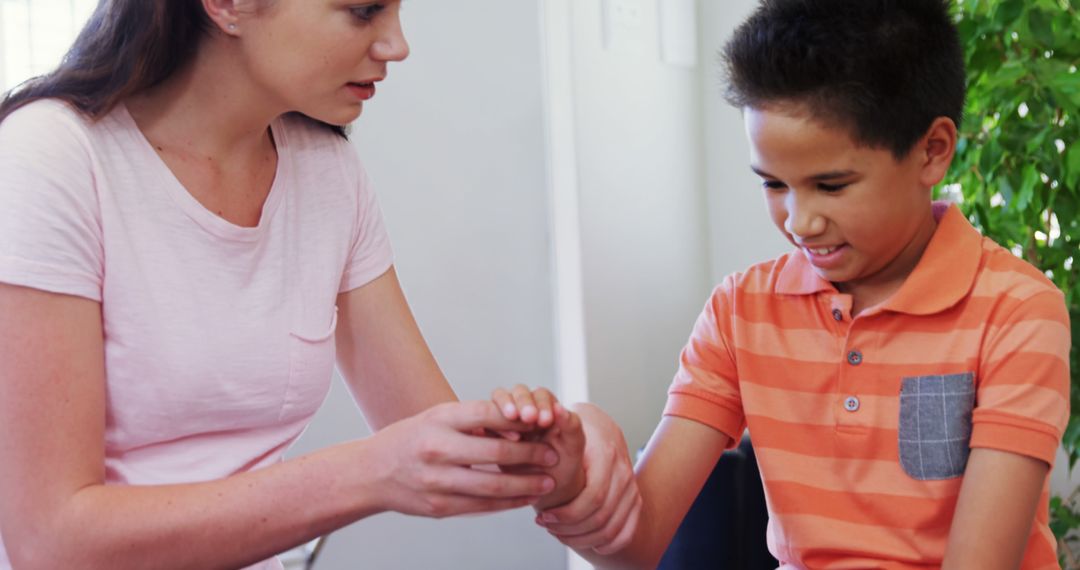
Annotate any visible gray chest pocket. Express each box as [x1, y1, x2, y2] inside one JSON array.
[[898, 372, 976, 480]]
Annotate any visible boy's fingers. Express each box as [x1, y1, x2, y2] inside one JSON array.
[[511, 384, 539, 424], [542, 451, 627, 534], [593, 494, 642, 555], [554, 402, 568, 421], [491, 388, 518, 420], [557, 477, 637, 548], [532, 388, 556, 428]]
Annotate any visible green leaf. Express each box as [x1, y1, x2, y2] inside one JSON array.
[[994, 0, 1025, 28], [979, 138, 1002, 181], [1026, 9, 1056, 47], [954, 0, 1080, 539], [1066, 143, 1080, 189]]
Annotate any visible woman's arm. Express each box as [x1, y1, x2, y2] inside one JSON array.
[[334, 266, 458, 428], [0, 281, 556, 570], [942, 448, 1049, 570]]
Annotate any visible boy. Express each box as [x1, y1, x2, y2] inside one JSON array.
[[509, 0, 1071, 568]]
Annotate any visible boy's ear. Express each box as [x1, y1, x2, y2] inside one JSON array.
[[916, 117, 958, 188]]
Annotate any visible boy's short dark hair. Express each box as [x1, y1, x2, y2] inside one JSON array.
[[723, 0, 966, 159]]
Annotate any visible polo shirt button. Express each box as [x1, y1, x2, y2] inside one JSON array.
[[847, 349, 863, 365], [832, 309, 843, 321], [844, 396, 860, 412]]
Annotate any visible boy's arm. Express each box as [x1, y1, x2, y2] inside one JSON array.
[[942, 448, 1049, 570], [546, 416, 731, 569]]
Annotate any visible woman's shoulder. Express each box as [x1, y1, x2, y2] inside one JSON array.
[[0, 99, 106, 177], [0, 98, 100, 158], [1, 98, 93, 134]]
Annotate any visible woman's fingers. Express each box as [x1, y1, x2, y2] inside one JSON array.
[[448, 434, 559, 467], [436, 400, 532, 433], [416, 493, 539, 519], [430, 466, 555, 498]]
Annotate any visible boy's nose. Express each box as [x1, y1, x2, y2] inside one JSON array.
[[784, 200, 827, 239]]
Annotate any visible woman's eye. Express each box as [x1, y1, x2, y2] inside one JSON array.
[[350, 3, 385, 21], [817, 182, 849, 192]]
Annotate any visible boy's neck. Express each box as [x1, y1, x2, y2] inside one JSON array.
[[837, 207, 940, 316]]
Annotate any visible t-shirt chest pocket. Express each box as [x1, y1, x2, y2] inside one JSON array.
[[897, 372, 976, 480], [280, 307, 338, 422]]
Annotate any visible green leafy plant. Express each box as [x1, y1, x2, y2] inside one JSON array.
[[947, 0, 1079, 564]]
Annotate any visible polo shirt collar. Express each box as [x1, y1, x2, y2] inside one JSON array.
[[774, 203, 983, 315], [882, 203, 982, 315], [776, 247, 835, 296]]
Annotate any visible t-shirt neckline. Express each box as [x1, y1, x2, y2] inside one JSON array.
[[117, 102, 290, 242]]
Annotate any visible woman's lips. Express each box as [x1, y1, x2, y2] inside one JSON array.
[[346, 82, 376, 100]]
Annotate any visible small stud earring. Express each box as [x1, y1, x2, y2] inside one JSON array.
[[227, 23, 237, 31]]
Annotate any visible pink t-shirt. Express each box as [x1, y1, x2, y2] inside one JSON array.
[[0, 100, 394, 568]]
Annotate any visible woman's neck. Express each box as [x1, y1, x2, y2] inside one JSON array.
[[124, 37, 285, 161]]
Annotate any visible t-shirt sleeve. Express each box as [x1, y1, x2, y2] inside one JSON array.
[[970, 289, 1071, 466], [338, 155, 394, 293], [0, 101, 104, 302], [663, 276, 747, 445]]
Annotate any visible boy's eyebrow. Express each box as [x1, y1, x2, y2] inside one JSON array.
[[750, 166, 858, 181]]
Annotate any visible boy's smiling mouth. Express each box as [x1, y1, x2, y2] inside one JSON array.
[[800, 243, 850, 269]]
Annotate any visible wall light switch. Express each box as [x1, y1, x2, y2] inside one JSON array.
[[602, 0, 649, 55], [659, 0, 697, 67]]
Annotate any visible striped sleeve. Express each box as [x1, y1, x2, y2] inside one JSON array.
[[664, 276, 746, 444], [971, 289, 1071, 466]]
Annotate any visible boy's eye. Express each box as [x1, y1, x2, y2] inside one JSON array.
[[350, 3, 386, 21], [762, 180, 787, 190], [817, 182, 849, 192]]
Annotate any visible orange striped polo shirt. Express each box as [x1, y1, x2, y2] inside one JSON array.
[[664, 204, 1070, 569]]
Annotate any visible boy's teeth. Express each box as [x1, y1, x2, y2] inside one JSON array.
[[810, 246, 836, 255]]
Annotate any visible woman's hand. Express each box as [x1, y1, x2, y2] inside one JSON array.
[[536, 403, 642, 555], [365, 400, 561, 518]]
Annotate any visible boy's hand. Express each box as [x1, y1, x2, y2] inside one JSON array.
[[491, 384, 559, 429], [490, 386, 587, 511], [528, 405, 586, 510], [537, 403, 641, 555]]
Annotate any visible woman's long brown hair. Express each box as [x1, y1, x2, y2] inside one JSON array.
[[0, 0, 346, 137]]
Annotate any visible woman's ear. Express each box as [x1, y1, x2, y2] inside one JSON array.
[[917, 116, 958, 188], [202, 0, 246, 35]]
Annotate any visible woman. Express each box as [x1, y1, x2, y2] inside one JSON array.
[[0, 1, 638, 568]]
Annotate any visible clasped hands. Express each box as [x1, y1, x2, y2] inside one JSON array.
[[369, 386, 640, 554], [489, 385, 642, 555]]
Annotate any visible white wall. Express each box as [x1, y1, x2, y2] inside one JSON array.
[[567, 0, 713, 454], [699, 0, 791, 283], [286, 2, 565, 569]]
